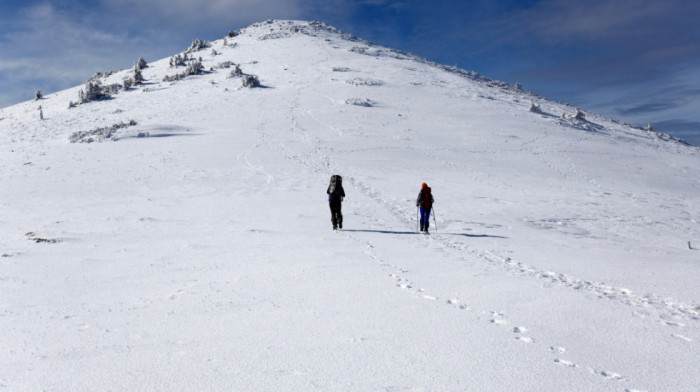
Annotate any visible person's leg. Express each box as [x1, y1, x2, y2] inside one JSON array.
[[330, 202, 338, 229], [337, 203, 343, 229], [420, 207, 431, 231]]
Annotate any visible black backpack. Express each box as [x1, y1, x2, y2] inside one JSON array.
[[328, 175, 342, 194]]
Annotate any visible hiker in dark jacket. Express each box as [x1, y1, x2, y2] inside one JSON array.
[[327, 175, 345, 230], [416, 182, 434, 232]]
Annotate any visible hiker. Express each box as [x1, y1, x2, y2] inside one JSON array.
[[416, 182, 434, 232], [327, 174, 345, 230]]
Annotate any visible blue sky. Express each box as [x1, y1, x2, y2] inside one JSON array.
[[2, 0, 699, 144]]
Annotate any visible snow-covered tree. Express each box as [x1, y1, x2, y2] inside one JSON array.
[[170, 54, 185, 68], [186, 39, 210, 54], [185, 60, 203, 76], [79, 81, 110, 103], [135, 57, 148, 70]]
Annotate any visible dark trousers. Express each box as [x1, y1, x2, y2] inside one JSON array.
[[420, 206, 431, 229], [329, 200, 343, 228]]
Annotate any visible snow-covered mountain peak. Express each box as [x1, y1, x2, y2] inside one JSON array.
[[1, 19, 699, 392]]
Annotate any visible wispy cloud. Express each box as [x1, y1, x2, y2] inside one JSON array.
[[101, 0, 302, 27], [0, 3, 139, 106], [0, 0, 308, 107]]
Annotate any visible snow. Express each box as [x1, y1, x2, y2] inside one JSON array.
[[1, 20, 699, 391]]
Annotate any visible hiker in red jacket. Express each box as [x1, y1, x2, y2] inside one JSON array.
[[416, 182, 434, 233]]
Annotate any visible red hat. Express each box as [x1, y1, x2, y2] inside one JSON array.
[[421, 182, 427, 188]]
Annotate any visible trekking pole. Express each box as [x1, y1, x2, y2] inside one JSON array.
[[416, 206, 420, 232], [432, 207, 438, 233]]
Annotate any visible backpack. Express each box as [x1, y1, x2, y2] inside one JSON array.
[[420, 186, 432, 209], [328, 175, 342, 195]]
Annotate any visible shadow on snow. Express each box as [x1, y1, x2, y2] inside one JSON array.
[[342, 229, 507, 239]]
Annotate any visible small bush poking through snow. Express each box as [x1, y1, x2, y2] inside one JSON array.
[[242, 75, 261, 88], [169, 54, 186, 68], [164, 59, 204, 82], [135, 57, 148, 70], [345, 98, 374, 107], [346, 78, 383, 86], [185, 39, 210, 54], [213, 61, 234, 70], [68, 120, 137, 143], [133, 67, 144, 85], [184, 60, 204, 76], [78, 81, 121, 103], [227, 65, 261, 88], [529, 103, 541, 113], [229, 64, 243, 76]]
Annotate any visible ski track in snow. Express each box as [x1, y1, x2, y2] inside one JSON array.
[[248, 79, 697, 391]]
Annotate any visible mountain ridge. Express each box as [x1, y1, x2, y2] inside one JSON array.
[[2, 19, 694, 147]]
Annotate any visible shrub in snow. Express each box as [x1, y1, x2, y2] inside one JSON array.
[[332, 67, 351, 72], [572, 109, 585, 120], [213, 61, 234, 70], [349, 46, 369, 55], [529, 103, 541, 113], [79, 81, 107, 103], [184, 60, 204, 76], [78, 80, 125, 103], [170, 54, 185, 68], [345, 98, 374, 107], [185, 39, 210, 54], [259, 32, 290, 40], [133, 67, 144, 85], [242, 75, 260, 88], [227, 30, 240, 38], [68, 120, 137, 143], [346, 77, 383, 86], [163, 73, 185, 83], [646, 124, 654, 132], [135, 57, 148, 70], [87, 71, 115, 82], [35, 90, 43, 100]]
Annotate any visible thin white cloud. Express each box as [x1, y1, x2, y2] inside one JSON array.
[[493, 0, 700, 48], [101, 0, 302, 26]]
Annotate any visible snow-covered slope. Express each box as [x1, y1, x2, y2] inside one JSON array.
[[1, 20, 698, 391]]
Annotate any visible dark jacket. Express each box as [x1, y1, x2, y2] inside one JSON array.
[[327, 183, 345, 202], [416, 186, 433, 208]]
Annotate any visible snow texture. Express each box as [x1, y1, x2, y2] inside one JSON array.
[[1, 20, 699, 392]]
